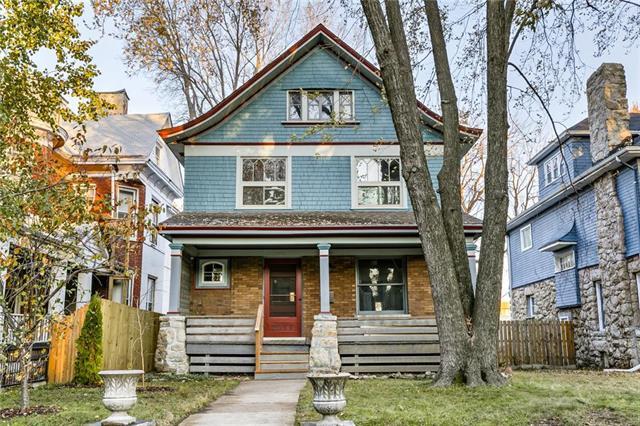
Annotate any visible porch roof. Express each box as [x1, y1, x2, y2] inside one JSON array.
[[160, 211, 482, 237]]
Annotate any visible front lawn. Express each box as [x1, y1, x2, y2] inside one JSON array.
[[296, 370, 640, 425], [0, 374, 240, 425]]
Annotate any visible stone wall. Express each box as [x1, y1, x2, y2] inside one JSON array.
[[511, 279, 558, 320]]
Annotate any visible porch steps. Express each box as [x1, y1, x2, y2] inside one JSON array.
[[337, 317, 441, 374], [255, 338, 309, 380], [186, 316, 256, 374]]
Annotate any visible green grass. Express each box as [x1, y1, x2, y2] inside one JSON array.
[[296, 370, 640, 425], [0, 374, 241, 425]]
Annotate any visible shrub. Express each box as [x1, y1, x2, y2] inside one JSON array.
[[73, 295, 103, 385]]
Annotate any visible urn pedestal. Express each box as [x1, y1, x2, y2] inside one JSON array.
[[99, 370, 144, 425], [303, 372, 355, 426]]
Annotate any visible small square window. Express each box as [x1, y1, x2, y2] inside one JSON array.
[[554, 250, 575, 272], [520, 224, 532, 251], [197, 259, 230, 288]]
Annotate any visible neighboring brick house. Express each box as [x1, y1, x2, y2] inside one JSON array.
[[507, 63, 640, 369], [61, 90, 184, 313], [155, 25, 482, 377]]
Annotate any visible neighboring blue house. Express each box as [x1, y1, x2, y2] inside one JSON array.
[[507, 63, 640, 368], [152, 25, 483, 377]]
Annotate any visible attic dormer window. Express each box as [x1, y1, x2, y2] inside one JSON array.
[[543, 152, 566, 186], [287, 90, 354, 122]]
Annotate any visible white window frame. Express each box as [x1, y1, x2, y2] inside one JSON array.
[[595, 280, 606, 331], [543, 152, 566, 186], [351, 156, 405, 209], [285, 90, 355, 122], [149, 198, 161, 246], [154, 143, 162, 164], [146, 275, 156, 311], [116, 186, 138, 219], [236, 157, 291, 209], [197, 259, 230, 289], [520, 224, 533, 251], [73, 183, 96, 204], [526, 295, 535, 318], [554, 249, 576, 273], [558, 311, 572, 321]]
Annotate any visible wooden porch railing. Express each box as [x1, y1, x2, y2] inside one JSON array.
[[254, 304, 264, 373]]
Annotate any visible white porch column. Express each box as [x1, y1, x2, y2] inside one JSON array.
[[168, 243, 183, 314], [48, 267, 67, 315], [318, 243, 331, 313], [467, 240, 478, 292], [76, 272, 93, 308]]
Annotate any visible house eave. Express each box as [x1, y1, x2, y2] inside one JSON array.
[[508, 145, 640, 231], [539, 241, 577, 253]]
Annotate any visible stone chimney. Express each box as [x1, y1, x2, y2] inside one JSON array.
[[587, 63, 631, 162], [98, 89, 129, 115]]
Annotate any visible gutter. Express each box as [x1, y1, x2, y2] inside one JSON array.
[[508, 145, 640, 231]]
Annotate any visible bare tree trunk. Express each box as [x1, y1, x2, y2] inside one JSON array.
[[361, 0, 470, 385], [471, 0, 514, 385], [20, 342, 31, 411]]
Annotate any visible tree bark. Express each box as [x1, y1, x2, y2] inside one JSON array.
[[362, 0, 470, 385]]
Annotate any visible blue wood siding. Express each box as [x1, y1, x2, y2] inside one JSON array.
[[184, 156, 236, 211], [194, 48, 441, 144], [617, 166, 640, 257], [537, 140, 592, 200], [555, 266, 580, 308], [509, 189, 599, 289], [184, 155, 444, 211], [292, 156, 351, 210]]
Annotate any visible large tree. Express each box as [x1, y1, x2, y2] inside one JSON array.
[[361, 0, 639, 386]]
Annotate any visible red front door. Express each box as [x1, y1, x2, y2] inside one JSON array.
[[264, 259, 302, 337]]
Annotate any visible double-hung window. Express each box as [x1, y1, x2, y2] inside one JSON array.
[[353, 157, 402, 208], [287, 90, 354, 122], [357, 258, 406, 313], [239, 157, 289, 208], [116, 187, 138, 219], [520, 224, 532, 251], [543, 152, 566, 186], [554, 250, 575, 272]]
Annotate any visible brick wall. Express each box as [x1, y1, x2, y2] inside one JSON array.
[[406, 255, 435, 316], [189, 257, 263, 316]]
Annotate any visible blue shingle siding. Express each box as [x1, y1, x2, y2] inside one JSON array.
[[509, 189, 599, 289], [292, 156, 351, 210], [195, 48, 441, 144], [537, 141, 592, 200], [555, 267, 580, 308], [616, 166, 640, 257], [184, 156, 236, 211]]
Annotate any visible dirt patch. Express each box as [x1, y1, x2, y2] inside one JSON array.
[[0, 405, 60, 419], [583, 410, 628, 425], [137, 386, 174, 393]]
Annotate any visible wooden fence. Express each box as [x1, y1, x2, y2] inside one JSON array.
[[48, 299, 160, 384], [498, 320, 575, 367]]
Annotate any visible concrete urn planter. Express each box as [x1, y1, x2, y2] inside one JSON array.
[[306, 372, 354, 426], [99, 370, 144, 425]]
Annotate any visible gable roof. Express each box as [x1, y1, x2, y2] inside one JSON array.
[[158, 24, 482, 146]]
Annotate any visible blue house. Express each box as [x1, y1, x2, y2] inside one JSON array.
[[153, 25, 483, 377], [507, 63, 640, 368]]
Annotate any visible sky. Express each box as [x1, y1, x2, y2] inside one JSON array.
[[82, 4, 639, 135]]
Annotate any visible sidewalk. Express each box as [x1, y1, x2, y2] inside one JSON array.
[[180, 379, 306, 426]]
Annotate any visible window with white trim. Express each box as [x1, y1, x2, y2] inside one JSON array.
[[239, 157, 288, 208], [636, 273, 640, 313], [74, 183, 96, 204], [287, 90, 354, 122], [595, 280, 606, 331], [558, 311, 572, 321], [150, 198, 161, 245], [146, 275, 156, 311], [526, 295, 535, 318], [520, 224, 532, 251], [116, 187, 138, 219], [554, 250, 575, 272], [354, 157, 402, 207], [198, 259, 229, 288], [543, 152, 566, 186], [154, 143, 162, 164]]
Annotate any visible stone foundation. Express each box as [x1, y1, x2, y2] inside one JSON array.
[[154, 315, 189, 374]]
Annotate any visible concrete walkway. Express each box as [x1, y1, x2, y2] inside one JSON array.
[[180, 379, 306, 426]]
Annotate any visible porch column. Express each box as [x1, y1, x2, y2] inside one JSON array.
[[318, 243, 331, 313], [467, 240, 478, 292], [48, 267, 67, 315], [168, 243, 183, 314], [76, 272, 93, 308]]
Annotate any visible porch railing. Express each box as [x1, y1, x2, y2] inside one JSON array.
[[254, 304, 264, 374], [2, 314, 51, 345]]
